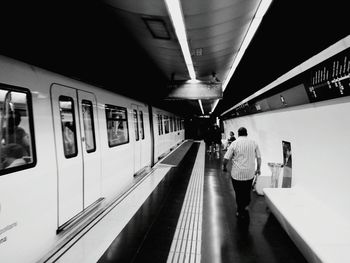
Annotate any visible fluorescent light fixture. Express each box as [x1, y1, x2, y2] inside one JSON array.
[[198, 99, 204, 115], [164, 0, 196, 79], [188, 79, 201, 84], [211, 0, 273, 113], [211, 100, 219, 115]]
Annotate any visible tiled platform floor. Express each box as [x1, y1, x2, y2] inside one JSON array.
[[99, 143, 307, 263]]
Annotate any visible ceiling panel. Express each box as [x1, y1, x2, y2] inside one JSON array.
[[1, 0, 347, 118], [184, 0, 261, 84], [105, 0, 190, 80], [104, 0, 168, 16], [180, 0, 258, 15], [184, 2, 258, 27]]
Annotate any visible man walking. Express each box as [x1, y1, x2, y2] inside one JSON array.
[[223, 127, 261, 220]]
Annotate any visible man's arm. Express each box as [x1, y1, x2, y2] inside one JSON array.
[[255, 144, 262, 175], [255, 157, 261, 175], [223, 144, 234, 172]]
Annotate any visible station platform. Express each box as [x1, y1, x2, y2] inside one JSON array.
[[47, 140, 307, 263]]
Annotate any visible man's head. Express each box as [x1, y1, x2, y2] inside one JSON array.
[[238, 127, 248, 136]]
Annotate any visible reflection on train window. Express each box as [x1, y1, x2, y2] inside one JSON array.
[[82, 100, 96, 153], [105, 105, 129, 147], [0, 86, 36, 175], [157, 114, 160, 135], [169, 116, 173, 132], [133, 109, 139, 141], [157, 114, 162, 135], [164, 116, 169, 134], [139, 111, 144, 140], [160, 115, 163, 134], [59, 96, 78, 158]]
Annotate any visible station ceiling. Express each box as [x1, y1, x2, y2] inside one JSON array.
[[0, 0, 348, 118]]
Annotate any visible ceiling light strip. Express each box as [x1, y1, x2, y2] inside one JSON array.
[[211, 0, 273, 113], [164, 0, 196, 79], [198, 100, 204, 115], [210, 99, 219, 115]]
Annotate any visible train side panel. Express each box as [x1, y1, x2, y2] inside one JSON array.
[[152, 107, 185, 163], [0, 57, 60, 262], [0, 55, 185, 262]]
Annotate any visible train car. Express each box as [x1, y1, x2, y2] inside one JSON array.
[[152, 107, 185, 163], [0, 55, 185, 262]]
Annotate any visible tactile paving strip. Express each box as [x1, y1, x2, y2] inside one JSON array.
[[166, 141, 205, 263]]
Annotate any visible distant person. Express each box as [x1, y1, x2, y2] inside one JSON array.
[[204, 126, 211, 146], [209, 72, 220, 83], [226, 131, 236, 149], [209, 124, 222, 153], [213, 124, 221, 144], [222, 127, 261, 220]]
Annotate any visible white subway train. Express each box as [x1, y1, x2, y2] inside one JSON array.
[[0, 55, 185, 262]]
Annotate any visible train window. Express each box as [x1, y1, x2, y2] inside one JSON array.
[[174, 117, 177, 131], [181, 119, 184, 130], [81, 100, 96, 153], [158, 114, 163, 135], [164, 116, 169, 134], [169, 116, 173, 132], [133, 109, 139, 141], [157, 114, 161, 135], [59, 96, 78, 158], [105, 105, 129, 147], [139, 111, 144, 140], [0, 86, 36, 175]]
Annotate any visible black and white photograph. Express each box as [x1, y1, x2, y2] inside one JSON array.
[[0, 0, 349, 262]]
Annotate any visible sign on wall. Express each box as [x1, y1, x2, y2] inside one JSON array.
[[282, 141, 292, 188]]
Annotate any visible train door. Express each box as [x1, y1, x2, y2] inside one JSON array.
[[131, 104, 145, 174], [51, 84, 101, 227], [77, 90, 101, 208]]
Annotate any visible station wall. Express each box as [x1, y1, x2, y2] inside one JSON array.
[[223, 96, 350, 221]]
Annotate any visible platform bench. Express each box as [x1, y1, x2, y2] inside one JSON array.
[[263, 187, 350, 263]]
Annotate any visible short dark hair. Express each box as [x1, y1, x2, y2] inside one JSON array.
[[238, 127, 247, 136]]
